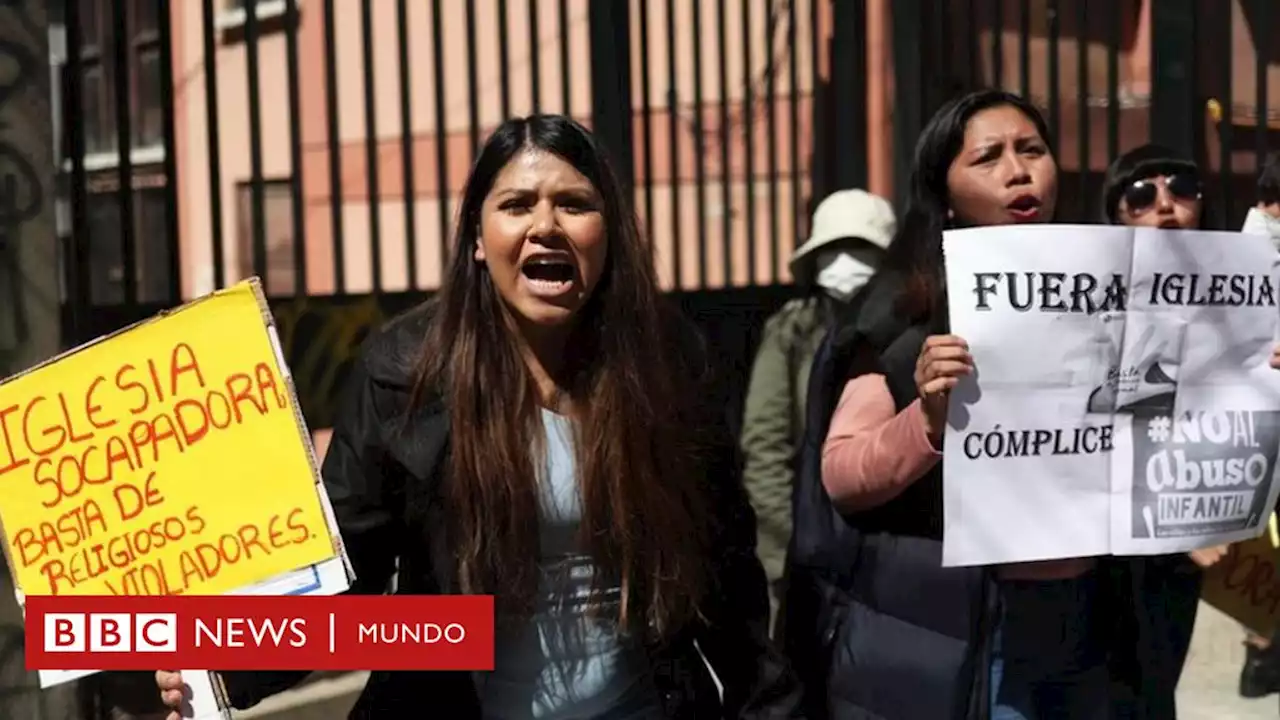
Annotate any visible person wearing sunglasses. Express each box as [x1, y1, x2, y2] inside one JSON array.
[[1100, 144, 1217, 711], [1102, 143, 1204, 229]]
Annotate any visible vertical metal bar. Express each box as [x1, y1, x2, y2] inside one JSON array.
[[1149, 0, 1197, 154], [360, 0, 382, 291], [559, 0, 571, 115], [718, 0, 732, 285], [588, 0, 635, 189], [809, 0, 822, 199], [1076, 0, 1090, 219], [742, 0, 755, 282], [890, 0, 921, 203], [431, 0, 451, 272], [692, 0, 707, 287], [158, 0, 180, 303], [466, 0, 480, 154], [666, 0, 682, 285], [833, 0, 867, 191], [639, 0, 655, 245], [788, 0, 799, 268], [1256, 0, 1270, 168], [528, 0, 541, 113], [1106, 0, 1119, 161], [497, 0, 511, 119], [285, 0, 307, 296], [1219, 7, 1233, 226], [322, 0, 345, 292], [765, 3, 779, 282], [966, 0, 978, 87], [246, 0, 268, 287], [201, 0, 225, 290], [112, 0, 137, 304], [939, 0, 952, 98], [1046, 0, 1060, 151], [397, 0, 417, 288], [1019, 0, 1030, 99], [991, 0, 1004, 88], [66, 0, 91, 336]]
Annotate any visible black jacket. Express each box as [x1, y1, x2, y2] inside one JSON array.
[[220, 301, 805, 719], [780, 274, 1185, 719], [779, 275, 994, 720]]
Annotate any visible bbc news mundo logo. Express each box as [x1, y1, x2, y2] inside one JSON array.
[[44, 613, 177, 653], [25, 595, 496, 672]]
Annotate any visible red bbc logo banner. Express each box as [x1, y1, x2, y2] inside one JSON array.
[[25, 595, 494, 672]]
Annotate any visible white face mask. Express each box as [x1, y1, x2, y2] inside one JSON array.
[[813, 248, 881, 301], [1243, 207, 1280, 249]]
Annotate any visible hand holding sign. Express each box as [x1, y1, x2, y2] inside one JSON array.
[[157, 670, 185, 720], [915, 334, 973, 443]]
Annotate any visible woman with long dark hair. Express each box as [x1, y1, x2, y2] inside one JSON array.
[[156, 114, 801, 719], [783, 89, 1170, 719]]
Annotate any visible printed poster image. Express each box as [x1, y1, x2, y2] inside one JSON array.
[[1128, 409, 1280, 540], [941, 225, 1280, 567]]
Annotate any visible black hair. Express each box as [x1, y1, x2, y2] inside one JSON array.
[[880, 88, 1053, 322], [1100, 143, 1200, 223]]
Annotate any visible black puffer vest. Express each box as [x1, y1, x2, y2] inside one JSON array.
[[779, 274, 995, 719], [779, 273, 1187, 719]]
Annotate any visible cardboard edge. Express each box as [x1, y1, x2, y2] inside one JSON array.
[[251, 285, 355, 585]]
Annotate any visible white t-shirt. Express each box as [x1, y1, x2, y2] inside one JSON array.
[[478, 409, 663, 720]]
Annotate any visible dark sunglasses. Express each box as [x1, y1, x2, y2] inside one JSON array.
[[1122, 173, 1202, 213]]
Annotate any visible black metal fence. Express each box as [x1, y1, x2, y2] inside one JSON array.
[[50, 0, 1280, 425], [894, 0, 1277, 227]]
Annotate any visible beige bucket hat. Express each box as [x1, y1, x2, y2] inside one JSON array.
[[789, 189, 896, 279]]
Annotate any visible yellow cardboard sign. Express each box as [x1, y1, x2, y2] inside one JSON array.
[[0, 280, 337, 597], [1202, 514, 1280, 636]]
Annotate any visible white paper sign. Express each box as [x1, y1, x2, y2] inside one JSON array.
[[941, 224, 1280, 567]]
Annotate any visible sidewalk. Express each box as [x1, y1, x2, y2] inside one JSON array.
[[1177, 602, 1276, 719]]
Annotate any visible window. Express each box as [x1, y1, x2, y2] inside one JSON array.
[[236, 180, 297, 297], [77, 0, 112, 155], [74, 0, 165, 157], [85, 181, 174, 305]]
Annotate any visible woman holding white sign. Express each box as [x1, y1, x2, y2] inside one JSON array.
[[155, 115, 802, 718], [783, 89, 1159, 719]]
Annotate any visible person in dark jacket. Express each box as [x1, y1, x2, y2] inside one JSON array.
[[781, 89, 1201, 720], [156, 114, 803, 719], [1099, 143, 1218, 710], [741, 188, 896, 632]]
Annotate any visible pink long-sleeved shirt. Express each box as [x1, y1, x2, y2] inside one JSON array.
[[821, 373, 1095, 581]]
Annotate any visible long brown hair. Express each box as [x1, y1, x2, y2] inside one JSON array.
[[412, 115, 711, 638]]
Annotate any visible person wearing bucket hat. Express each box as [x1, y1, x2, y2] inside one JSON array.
[[740, 188, 895, 632]]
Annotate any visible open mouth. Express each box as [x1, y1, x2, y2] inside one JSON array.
[[520, 256, 576, 291], [1157, 219, 1182, 229], [1007, 195, 1042, 220]]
